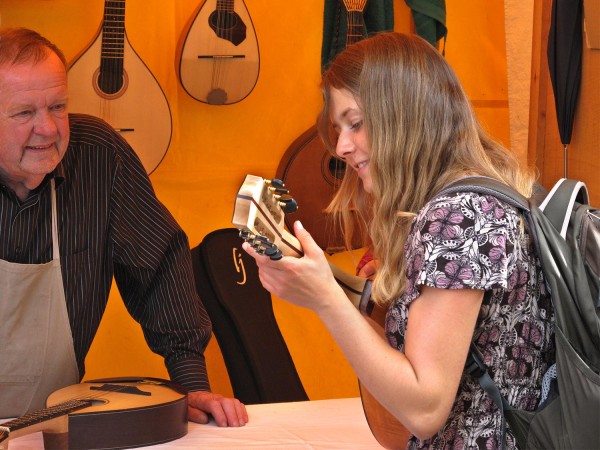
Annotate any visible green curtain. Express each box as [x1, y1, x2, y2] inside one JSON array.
[[404, 0, 447, 51], [321, 0, 394, 72]]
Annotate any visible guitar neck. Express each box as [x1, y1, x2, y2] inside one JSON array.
[[102, 0, 126, 52], [346, 10, 366, 46], [100, 0, 126, 93], [273, 228, 372, 313], [0, 399, 92, 448], [342, 0, 368, 46], [216, 0, 234, 11], [233, 174, 375, 317]]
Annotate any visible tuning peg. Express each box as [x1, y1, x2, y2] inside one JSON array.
[[270, 179, 285, 189], [278, 195, 298, 213], [264, 245, 283, 261]]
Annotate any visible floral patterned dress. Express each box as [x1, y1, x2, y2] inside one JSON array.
[[385, 191, 555, 449]]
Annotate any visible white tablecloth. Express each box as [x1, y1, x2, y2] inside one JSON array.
[[3, 398, 384, 449]]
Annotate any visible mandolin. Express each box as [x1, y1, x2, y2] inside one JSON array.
[[232, 174, 371, 311], [178, 0, 260, 105], [275, 0, 369, 254], [0, 377, 187, 450], [67, 0, 173, 174], [232, 174, 410, 449]]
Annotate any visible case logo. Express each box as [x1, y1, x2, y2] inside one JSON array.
[[233, 248, 247, 285]]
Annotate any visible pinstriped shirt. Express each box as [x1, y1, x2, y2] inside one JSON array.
[[0, 113, 212, 392]]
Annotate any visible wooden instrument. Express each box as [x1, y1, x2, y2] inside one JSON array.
[[275, 0, 369, 254], [232, 174, 411, 449], [67, 0, 173, 174], [0, 377, 187, 450], [232, 174, 371, 310], [178, 0, 260, 105]]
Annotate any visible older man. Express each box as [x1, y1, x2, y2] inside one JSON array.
[[0, 27, 247, 426]]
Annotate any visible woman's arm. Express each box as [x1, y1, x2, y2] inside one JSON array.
[[244, 221, 484, 439]]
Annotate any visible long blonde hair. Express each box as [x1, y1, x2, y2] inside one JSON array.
[[318, 32, 535, 305]]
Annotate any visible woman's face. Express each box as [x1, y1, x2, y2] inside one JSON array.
[[329, 87, 372, 193]]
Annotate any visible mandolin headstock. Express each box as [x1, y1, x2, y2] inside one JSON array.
[[232, 174, 301, 260]]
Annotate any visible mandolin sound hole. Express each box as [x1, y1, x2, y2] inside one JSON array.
[[92, 67, 128, 100], [208, 11, 246, 45]]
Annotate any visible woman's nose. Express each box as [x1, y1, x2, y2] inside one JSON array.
[[335, 132, 353, 158]]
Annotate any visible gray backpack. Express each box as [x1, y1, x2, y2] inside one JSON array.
[[439, 176, 600, 449]]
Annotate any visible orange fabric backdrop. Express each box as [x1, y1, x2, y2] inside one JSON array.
[[0, 0, 510, 400]]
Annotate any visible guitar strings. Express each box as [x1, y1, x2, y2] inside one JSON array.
[[212, 4, 231, 94], [345, 2, 367, 47], [5, 383, 167, 431]]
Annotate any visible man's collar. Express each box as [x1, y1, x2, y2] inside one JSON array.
[[51, 161, 66, 187]]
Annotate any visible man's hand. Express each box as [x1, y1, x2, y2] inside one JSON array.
[[187, 391, 248, 427]]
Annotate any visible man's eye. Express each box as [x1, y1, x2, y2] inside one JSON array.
[[50, 104, 67, 112], [11, 111, 33, 121]]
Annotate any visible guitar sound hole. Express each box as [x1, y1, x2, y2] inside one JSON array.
[[328, 156, 346, 180], [81, 398, 109, 407]]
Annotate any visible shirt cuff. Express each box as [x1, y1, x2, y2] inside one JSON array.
[[167, 356, 211, 392]]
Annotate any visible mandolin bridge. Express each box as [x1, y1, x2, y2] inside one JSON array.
[[90, 384, 151, 396]]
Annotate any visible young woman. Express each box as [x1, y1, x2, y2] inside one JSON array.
[[244, 32, 554, 449]]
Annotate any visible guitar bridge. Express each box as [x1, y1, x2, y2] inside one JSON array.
[[90, 384, 151, 396]]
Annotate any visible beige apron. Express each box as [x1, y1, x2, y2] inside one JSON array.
[[0, 179, 79, 418]]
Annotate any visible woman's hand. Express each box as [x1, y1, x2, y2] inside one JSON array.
[[242, 221, 345, 314]]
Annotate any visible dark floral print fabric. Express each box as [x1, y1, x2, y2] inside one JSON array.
[[386, 191, 555, 449]]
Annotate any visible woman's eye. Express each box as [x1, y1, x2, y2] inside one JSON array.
[[351, 120, 363, 130]]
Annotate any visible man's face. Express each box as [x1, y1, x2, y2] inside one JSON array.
[[0, 50, 69, 194]]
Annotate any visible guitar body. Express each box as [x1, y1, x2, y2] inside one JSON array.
[[276, 126, 354, 254], [179, 0, 260, 105], [359, 316, 411, 450], [359, 384, 411, 450], [44, 378, 187, 450], [67, 28, 172, 174]]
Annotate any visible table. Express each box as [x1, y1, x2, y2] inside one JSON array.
[[3, 398, 385, 449]]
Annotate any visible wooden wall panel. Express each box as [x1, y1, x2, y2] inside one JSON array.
[[530, 0, 600, 204]]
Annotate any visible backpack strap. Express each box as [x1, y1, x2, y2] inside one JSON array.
[[435, 176, 529, 212], [539, 178, 589, 238], [437, 179, 530, 449], [465, 343, 512, 450], [437, 176, 544, 279]]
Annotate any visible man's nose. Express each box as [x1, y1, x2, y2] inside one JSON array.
[[33, 110, 58, 135]]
